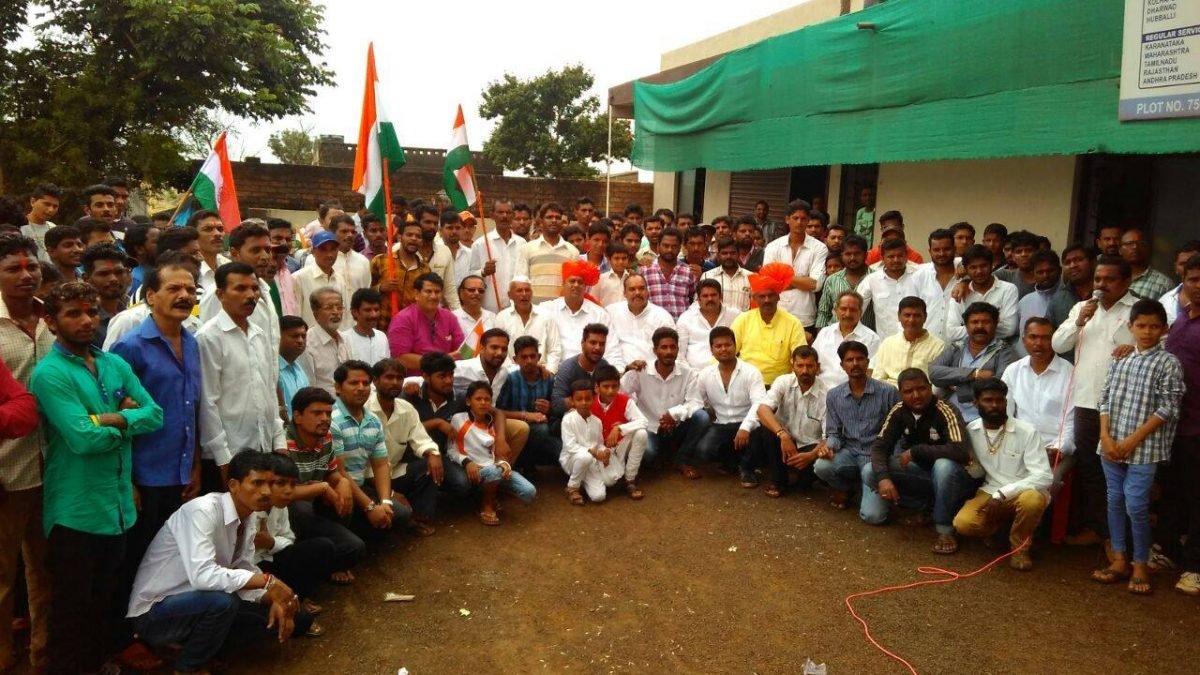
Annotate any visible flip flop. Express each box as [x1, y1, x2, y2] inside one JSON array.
[[328, 570, 355, 586], [305, 621, 325, 637], [409, 520, 436, 537], [625, 481, 645, 500], [478, 511, 501, 526], [1091, 567, 1132, 584], [1128, 577, 1153, 595], [932, 533, 958, 555], [764, 486, 782, 498]]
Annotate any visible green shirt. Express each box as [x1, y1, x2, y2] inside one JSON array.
[[30, 344, 163, 536], [816, 270, 875, 329]]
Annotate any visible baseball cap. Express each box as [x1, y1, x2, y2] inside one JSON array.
[[311, 230, 338, 248]]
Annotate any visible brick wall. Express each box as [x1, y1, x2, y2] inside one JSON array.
[[218, 161, 651, 216]]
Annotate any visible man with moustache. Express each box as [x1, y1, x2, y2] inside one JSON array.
[[372, 220, 431, 321], [470, 198, 526, 313], [413, 205, 458, 309], [495, 276, 562, 373], [201, 222, 281, 352], [300, 288, 353, 395], [80, 243, 130, 348], [1002, 317, 1076, 495], [197, 262, 287, 490], [1048, 244, 1097, 329], [930, 302, 1018, 424], [292, 230, 348, 330], [515, 202, 578, 305]]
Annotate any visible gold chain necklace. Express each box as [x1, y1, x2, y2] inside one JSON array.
[[984, 426, 1006, 455]]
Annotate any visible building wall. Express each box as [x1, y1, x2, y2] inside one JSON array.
[[876, 156, 1078, 252], [653, 171, 677, 212], [703, 171, 732, 219], [215, 161, 652, 219], [660, 0, 864, 69]]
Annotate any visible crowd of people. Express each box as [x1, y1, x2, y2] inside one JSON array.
[[0, 180, 1197, 674]]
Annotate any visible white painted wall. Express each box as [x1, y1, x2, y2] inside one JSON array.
[[702, 170, 732, 220], [653, 171, 677, 212], [876, 156, 1078, 252]]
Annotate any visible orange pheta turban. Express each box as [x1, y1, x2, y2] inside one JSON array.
[[748, 262, 794, 295], [561, 259, 601, 287]]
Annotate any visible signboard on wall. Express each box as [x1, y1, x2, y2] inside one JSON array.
[[1119, 0, 1200, 120]]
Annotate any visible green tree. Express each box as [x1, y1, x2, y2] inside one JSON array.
[[268, 127, 317, 165], [479, 65, 632, 179], [0, 0, 332, 194]]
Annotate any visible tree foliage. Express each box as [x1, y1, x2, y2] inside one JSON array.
[[268, 127, 317, 165], [0, 0, 332, 194], [479, 65, 632, 179]]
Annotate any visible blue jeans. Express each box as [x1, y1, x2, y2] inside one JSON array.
[[693, 422, 747, 470], [133, 591, 240, 672], [649, 409, 712, 466], [478, 464, 538, 503], [1101, 458, 1158, 564], [813, 452, 886, 523], [862, 457, 975, 534]]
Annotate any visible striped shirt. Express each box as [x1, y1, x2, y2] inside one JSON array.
[[816, 269, 870, 328], [496, 371, 554, 413], [331, 399, 388, 485], [0, 298, 55, 490], [283, 425, 340, 484], [1098, 343, 1185, 464], [515, 237, 580, 305], [825, 378, 900, 458], [870, 400, 969, 481]]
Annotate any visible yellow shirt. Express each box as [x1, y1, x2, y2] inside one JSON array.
[[731, 308, 806, 385], [873, 330, 946, 387]]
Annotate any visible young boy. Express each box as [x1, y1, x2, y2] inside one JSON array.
[[591, 365, 649, 499], [582, 223, 611, 272], [254, 453, 336, 635], [824, 255, 844, 278], [1093, 299, 1184, 595], [496, 336, 560, 472], [340, 288, 391, 365], [563, 225, 586, 251], [560, 379, 629, 505], [593, 243, 631, 306]]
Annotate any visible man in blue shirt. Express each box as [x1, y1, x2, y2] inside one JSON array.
[[278, 315, 310, 420], [111, 261, 202, 586]]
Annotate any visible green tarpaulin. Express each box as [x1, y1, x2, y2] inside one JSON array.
[[632, 0, 1200, 172]]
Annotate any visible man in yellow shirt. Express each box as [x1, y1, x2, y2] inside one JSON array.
[[731, 263, 807, 385], [873, 296, 946, 387]]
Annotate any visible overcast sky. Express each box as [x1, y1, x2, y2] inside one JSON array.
[[233, 0, 803, 172]]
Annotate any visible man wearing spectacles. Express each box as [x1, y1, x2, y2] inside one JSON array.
[[387, 274, 464, 376], [1121, 229, 1173, 301], [453, 275, 496, 348]]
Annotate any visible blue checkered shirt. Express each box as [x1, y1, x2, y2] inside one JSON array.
[[825, 378, 901, 458], [332, 399, 388, 484], [1099, 343, 1185, 464], [497, 372, 554, 413]]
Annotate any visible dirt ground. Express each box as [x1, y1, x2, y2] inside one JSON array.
[[233, 468, 1200, 675]]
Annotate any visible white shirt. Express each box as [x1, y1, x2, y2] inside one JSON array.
[[453, 307, 496, 344], [701, 266, 753, 312], [20, 221, 55, 262], [560, 409, 603, 464], [301, 326, 353, 395], [427, 239, 460, 309], [292, 264, 352, 330], [606, 301, 675, 368], [758, 373, 827, 444], [340, 326, 390, 366], [592, 269, 628, 307], [365, 393, 439, 479], [912, 264, 957, 342], [1001, 355, 1076, 455], [697, 359, 765, 431], [103, 304, 202, 350], [468, 230, 526, 312], [495, 304, 562, 373], [620, 361, 703, 433], [452, 357, 512, 401], [811, 322, 881, 390], [762, 234, 828, 325], [675, 304, 741, 371], [197, 310, 285, 464], [1162, 284, 1183, 327], [446, 241, 473, 291], [303, 249, 371, 293], [197, 254, 233, 298], [198, 277, 279, 357], [128, 492, 265, 618], [540, 297, 619, 369], [965, 417, 1054, 499], [857, 268, 943, 340], [252, 506, 295, 564], [944, 278, 1020, 343], [1051, 292, 1136, 409]]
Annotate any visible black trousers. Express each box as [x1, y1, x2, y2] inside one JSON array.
[[118, 485, 185, 645], [759, 431, 818, 494], [259, 537, 337, 600], [46, 526, 126, 675], [1071, 407, 1107, 536], [1158, 435, 1200, 571], [288, 500, 366, 572]]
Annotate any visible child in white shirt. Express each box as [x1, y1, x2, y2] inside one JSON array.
[[449, 381, 537, 525], [560, 378, 629, 505]]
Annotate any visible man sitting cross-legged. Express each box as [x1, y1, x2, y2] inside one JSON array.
[[863, 368, 974, 555], [128, 452, 311, 675], [953, 378, 1053, 571]]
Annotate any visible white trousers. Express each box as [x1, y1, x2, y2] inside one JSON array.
[[561, 430, 648, 502]]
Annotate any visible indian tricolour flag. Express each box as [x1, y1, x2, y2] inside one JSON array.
[[458, 318, 486, 359], [443, 105, 477, 211], [352, 43, 406, 219], [190, 131, 241, 230]]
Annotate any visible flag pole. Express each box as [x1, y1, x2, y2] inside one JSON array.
[[167, 186, 194, 225], [382, 157, 400, 314], [474, 188, 504, 311]]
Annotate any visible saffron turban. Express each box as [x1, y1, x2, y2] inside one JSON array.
[[561, 259, 601, 287], [748, 262, 794, 295]]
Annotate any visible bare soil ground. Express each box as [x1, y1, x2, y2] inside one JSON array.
[[233, 469, 1200, 675]]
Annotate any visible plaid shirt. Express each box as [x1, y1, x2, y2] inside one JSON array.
[[497, 371, 554, 413], [1099, 343, 1185, 464], [640, 261, 696, 320], [331, 399, 388, 485]]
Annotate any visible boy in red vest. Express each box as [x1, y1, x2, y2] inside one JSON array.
[[590, 365, 649, 499]]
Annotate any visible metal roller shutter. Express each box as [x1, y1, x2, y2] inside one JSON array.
[[728, 169, 792, 220]]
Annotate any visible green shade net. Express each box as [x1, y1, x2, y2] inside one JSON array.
[[632, 0, 1200, 172]]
